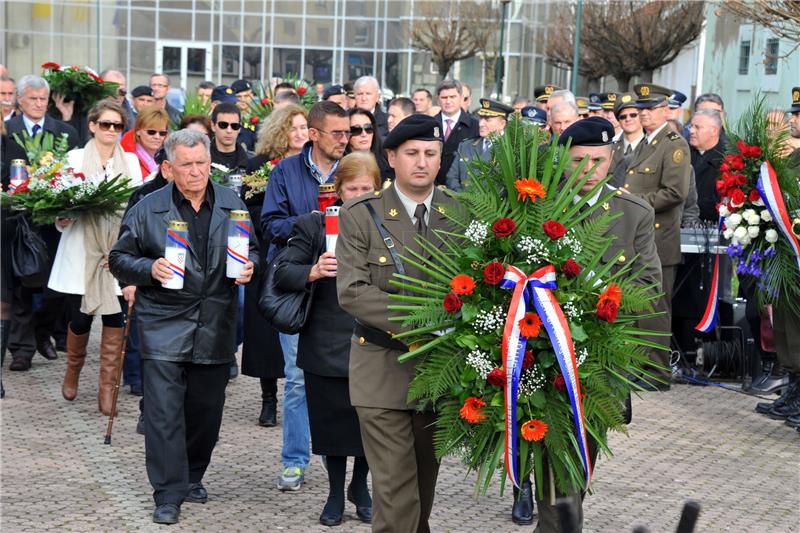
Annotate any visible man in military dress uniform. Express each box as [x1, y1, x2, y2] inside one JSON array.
[[446, 98, 514, 191], [609, 93, 644, 182], [620, 83, 691, 385], [533, 84, 560, 110], [336, 114, 460, 533]]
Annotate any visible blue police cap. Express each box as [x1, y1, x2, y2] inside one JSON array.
[[668, 90, 687, 109], [520, 106, 547, 126], [211, 85, 237, 104], [558, 116, 615, 147], [587, 93, 603, 111], [323, 84, 347, 100], [383, 114, 442, 150]]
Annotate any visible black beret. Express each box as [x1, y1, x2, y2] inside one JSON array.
[[211, 85, 237, 104], [230, 79, 252, 94], [558, 116, 614, 147], [476, 98, 514, 118], [323, 84, 346, 100], [383, 114, 443, 149], [131, 85, 153, 98], [520, 106, 547, 125], [668, 90, 687, 109], [154, 147, 167, 165]]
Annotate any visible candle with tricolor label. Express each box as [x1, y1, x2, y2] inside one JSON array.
[[325, 205, 340, 253], [9, 159, 27, 194], [163, 220, 188, 290], [227, 210, 251, 278]]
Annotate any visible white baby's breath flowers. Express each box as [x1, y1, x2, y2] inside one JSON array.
[[465, 349, 494, 379], [464, 220, 489, 246], [517, 236, 549, 264], [472, 305, 505, 334]]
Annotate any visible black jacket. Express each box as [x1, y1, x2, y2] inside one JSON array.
[[273, 210, 354, 377], [124, 172, 169, 216], [373, 106, 389, 139], [690, 138, 725, 222], [109, 181, 259, 364], [435, 111, 480, 186], [2, 114, 80, 185]]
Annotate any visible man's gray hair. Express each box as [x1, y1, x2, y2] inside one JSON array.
[[436, 78, 463, 96], [353, 75, 380, 93], [17, 75, 49, 98], [0, 75, 16, 84], [692, 108, 722, 130], [164, 128, 210, 162], [693, 93, 724, 111], [550, 101, 579, 118], [150, 72, 170, 85], [549, 89, 576, 105]]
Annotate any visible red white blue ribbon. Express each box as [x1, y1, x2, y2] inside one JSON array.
[[756, 161, 800, 273], [500, 264, 592, 489], [695, 220, 723, 333]]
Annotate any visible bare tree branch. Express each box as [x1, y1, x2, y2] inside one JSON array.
[[721, 0, 800, 56]]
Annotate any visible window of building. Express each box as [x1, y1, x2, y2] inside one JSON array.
[[738, 40, 750, 75], [222, 45, 241, 77], [765, 38, 779, 75]]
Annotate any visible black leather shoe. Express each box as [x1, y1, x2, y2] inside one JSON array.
[[768, 395, 800, 420], [511, 480, 535, 525], [38, 340, 58, 360], [347, 485, 372, 523], [185, 482, 208, 503], [751, 372, 791, 394], [785, 414, 800, 428], [757, 380, 798, 414], [152, 503, 180, 524], [136, 413, 145, 435], [9, 357, 32, 371], [259, 400, 277, 427], [319, 500, 344, 526], [129, 383, 143, 396]]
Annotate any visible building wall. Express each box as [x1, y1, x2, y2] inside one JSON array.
[[1, 0, 569, 102]]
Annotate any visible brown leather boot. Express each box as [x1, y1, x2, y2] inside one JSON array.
[[62, 327, 90, 401], [98, 326, 124, 416]]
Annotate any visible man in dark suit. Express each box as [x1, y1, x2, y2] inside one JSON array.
[[353, 75, 389, 138], [434, 79, 479, 186], [2, 74, 80, 371]]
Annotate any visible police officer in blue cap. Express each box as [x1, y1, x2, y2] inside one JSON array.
[[667, 89, 687, 123]]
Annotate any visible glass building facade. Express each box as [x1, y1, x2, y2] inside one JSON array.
[[2, 0, 569, 100]]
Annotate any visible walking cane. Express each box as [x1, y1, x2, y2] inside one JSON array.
[[104, 301, 134, 445]]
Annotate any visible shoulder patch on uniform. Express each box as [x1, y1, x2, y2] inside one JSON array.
[[672, 148, 685, 164], [666, 131, 681, 141]]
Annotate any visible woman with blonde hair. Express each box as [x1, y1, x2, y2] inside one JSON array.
[[50, 99, 142, 415], [251, 104, 309, 166], [120, 107, 170, 180]]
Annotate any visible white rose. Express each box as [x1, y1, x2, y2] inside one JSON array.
[[728, 213, 743, 228], [739, 234, 751, 246], [747, 214, 762, 226], [734, 226, 748, 240], [753, 198, 765, 206], [723, 228, 734, 240], [747, 226, 760, 238], [719, 205, 730, 217], [742, 209, 756, 220], [760, 210, 772, 222], [765, 229, 779, 243]]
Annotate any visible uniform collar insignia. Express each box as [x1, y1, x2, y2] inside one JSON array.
[[388, 208, 398, 217]]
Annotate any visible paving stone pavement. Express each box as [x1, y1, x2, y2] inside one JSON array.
[[1, 325, 798, 533]]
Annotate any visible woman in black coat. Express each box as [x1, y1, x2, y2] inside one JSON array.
[[273, 152, 381, 526]]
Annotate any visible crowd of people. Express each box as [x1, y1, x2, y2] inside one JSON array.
[[1, 59, 800, 532]]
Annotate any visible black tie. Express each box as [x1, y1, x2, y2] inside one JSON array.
[[624, 144, 632, 156], [414, 203, 427, 235], [32, 124, 41, 136]]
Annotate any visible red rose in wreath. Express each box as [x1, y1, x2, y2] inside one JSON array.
[[443, 293, 462, 314], [542, 220, 567, 240], [482, 261, 506, 285], [297, 86, 307, 96], [487, 367, 506, 388], [561, 258, 581, 279], [492, 217, 516, 238]]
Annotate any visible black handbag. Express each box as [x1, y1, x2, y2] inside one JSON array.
[[257, 216, 321, 334], [11, 215, 50, 288]]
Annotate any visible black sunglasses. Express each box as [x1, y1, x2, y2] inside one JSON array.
[[216, 121, 241, 131], [144, 129, 168, 137], [350, 124, 374, 136], [97, 120, 124, 131], [618, 112, 639, 120]]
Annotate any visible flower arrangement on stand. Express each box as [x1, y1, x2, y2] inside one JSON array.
[[386, 119, 663, 501], [41, 62, 119, 113], [242, 158, 280, 200]]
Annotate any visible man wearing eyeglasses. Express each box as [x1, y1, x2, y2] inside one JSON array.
[[609, 93, 644, 184], [261, 100, 349, 492], [210, 102, 250, 173]]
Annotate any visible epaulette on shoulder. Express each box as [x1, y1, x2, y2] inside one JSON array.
[[666, 131, 681, 141], [614, 189, 651, 211], [343, 189, 382, 209]]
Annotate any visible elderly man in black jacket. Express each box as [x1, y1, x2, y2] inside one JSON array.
[[109, 129, 257, 525]]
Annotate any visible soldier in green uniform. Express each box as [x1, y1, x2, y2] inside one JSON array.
[[531, 116, 662, 533], [619, 83, 691, 385], [336, 114, 460, 533], [533, 84, 561, 110], [446, 98, 514, 191]]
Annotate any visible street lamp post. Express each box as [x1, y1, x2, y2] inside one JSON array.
[[571, 0, 583, 94], [495, 0, 511, 100]]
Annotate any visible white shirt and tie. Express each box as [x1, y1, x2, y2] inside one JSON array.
[[623, 134, 645, 155], [22, 114, 45, 137], [442, 110, 461, 141]]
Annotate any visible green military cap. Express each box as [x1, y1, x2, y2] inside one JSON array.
[[476, 98, 514, 118], [575, 96, 590, 116], [789, 86, 800, 114], [600, 92, 618, 110], [633, 83, 672, 108], [614, 92, 638, 116], [534, 84, 560, 102]]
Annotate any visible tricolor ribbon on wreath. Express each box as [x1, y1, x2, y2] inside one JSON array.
[[499, 264, 593, 489], [756, 161, 800, 273], [695, 219, 724, 333]]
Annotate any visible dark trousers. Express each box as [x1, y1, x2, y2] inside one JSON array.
[[8, 287, 65, 359], [356, 408, 439, 533], [143, 359, 228, 506], [640, 265, 676, 380]]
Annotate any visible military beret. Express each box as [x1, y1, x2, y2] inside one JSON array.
[[614, 92, 638, 116], [789, 86, 800, 114], [211, 85, 237, 104], [534, 84, 560, 102], [575, 96, 590, 116], [323, 84, 347, 100], [633, 83, 672, 108], [477, 98, 514, 118], [668, 90, 687, 109], [587, 93, 603, 111], [600, 92, 618, 110], [558, 116, 614, 147], [520, 106, 547, 126], [131, 85, 153, 98], [230, 79, 252, 94], [383, 114, 443, 149]]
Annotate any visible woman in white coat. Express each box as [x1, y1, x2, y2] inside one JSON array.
[[50, 99, 142, 415]]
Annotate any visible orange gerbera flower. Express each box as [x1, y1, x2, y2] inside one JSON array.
[[598, 283, 622, 306], [450, 274, 477, 295], [520, 419, 548, 441], [515, 178, 546, 202], [518, 312, 542, 338], [460, 397, 487, 424]]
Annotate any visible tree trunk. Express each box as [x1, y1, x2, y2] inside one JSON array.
[[437, 59, 453, 81], [639, 69, 654, 83], [614, 74, 632, 92], [586, 77, 601, 94]]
